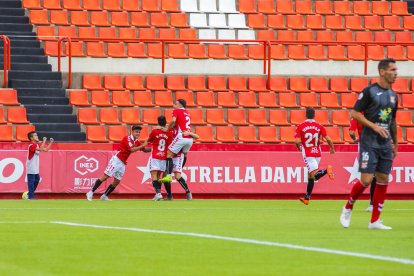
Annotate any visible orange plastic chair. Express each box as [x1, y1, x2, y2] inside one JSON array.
[[154, 91, 173, 107], [86, 126, 107, 142], [112, 91, 133, 106], [315, 110, 331, 125], [91, 90, 111, 106], [277, 30, 295, 41], [196, 92, 216, 107], [90, 11, 110, 26], [343, 128, 355, 144], [216, 126, 236, 143], [238, 92, 258, 108], [108, 126, 127, 142], [407, 46, 414, 60], [396, 111, 413, 126], [267, 15, 286, 29], [279, 93, 298, 107], [308, 45, 327, 60], [332, 110, 350, 126], [347, 45, 365, 60], [383, 16, 402, 31], [336, 31, 353, 42], [217, 92, 237, 107], [310, 77, 329, 92], [259, 127, 278, 142], [286, 15, 305, 29], [103, 0, 121, 11], [280, 127, 296, 143], [407, 128, 414, 143], [23, 0, 41, 9], [130, 12, 149, 27], [392, 1, 409, 15], [0, 125, 14, 141], [133, 91, 153, 107], [289, 77, 309, 92], [139, 28, 156, 39], [121, 108, 141, 124], [50, 11, 69, 25], [353, 1, 371, 15], [78, 108, 99, 124], [367, 45, 385, 60], [69, 90, 90, 106], [142, 109, 161, 124], [315, 1, 333, 15], [104, 75, 123, 90], [188, 44, 207, 59], [306, 15, 324, 29], [350, 78, 369, 92], [248, 76, 267, 92], [0, 90, 19, 105], [195, 126, 215, 142], [299, 93, 318, 107], [122, 0, 140, 11], [248, 109, 268, 125], [270, 45, 288, 60], [248, 14, 265, 28], [83, 75, 102, 90], [372, 1, 389, 16], [187, 76, 207, 91], [127, 43, 146, 58], [78, 27, 97, 38], [175, 91, 195, 107], [316, 31, 334, 42], [238, 0, 257, 13], [63, 0, 81, 10], [119, 28, 136, 39], [268, 76, 289, 92], [82, 0, 101, 10], [7, 107, 29, 124], [147, 43, 162, 58], [387, 45, 406, 61], [258, 0, 275, 14], [98, 27, 117, 39], [37, 26, 55, 40], [328, 45, 347, 60], [146, 75, 166, 90], [257, 30, 275, 41], [187, 109, 205, 125], [159, 29, 176, 40], [276, 0, 294, 14], [227, 109, 248, 125], [86, 42, 106, 57], [345, 16, 363, 30], [258, 93, 278, 108], [100, 108, 120, 124], [333, 1, 351, 15], [402, 94, 414, 108], [208, 76, 226, 91], [296, 30, 314, 41], [30, 10, 49, 25], [355, 31, 373, 42], [168, 43, 187, 59], [325, 15, 344, 30], [65, 40, 83, 55], [238, 127, 258, 143], [288, 45, 307, 60], [70, 11, 90, 26], [150, 12, 168, 27], [125, 75, 145, 90], [107, 42, 126, 58], [364, 16, 383, 30], [207, 44, 226, 59], [248, 45, 265, 60], [269, 110, 288, 125], [206, 109, 226, 125], [320, 93, 339, 108], [228, 45, 248, 60], [16, 125, 36, 142], [179, 29, 197, 40], [0, 108, 7, 124], [325, 128, 342, 143], [392, 78, 409, 93], [142, 0, 160, 12], [295, 0, 313, 14], [341, 93, 358, 108], [44, 41, 60, 56], [170, 13, 189, 28], [111, 12, 129, 27], [374, 31, 392, 42], [330, 77, 349, 92], [167, 76, 185, 90], [161, 0, 179, 12]]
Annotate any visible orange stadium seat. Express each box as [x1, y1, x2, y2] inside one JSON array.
[[142, 109, 161, 124], [372, 1, 389, 16], [325, 15, 344, 30], [146, 75, 166, 90], [175, 91, 195, 107], [90, 11, 110, 26], [248, 14, 265, 28], [289, 77, 309, 92], [350, 78, 369, 92], [87, 126, 107, 142], [161, 0, 179, 12], [44, 41, 59, 56], [111, 12, 130, 27], [392, 78, 410, 93], [277, 30, 295, 41], [206, 109, 226, 125], [108, 126, 127, 142], [276, 0, 294, 14], [336, 31, 353, 42], [257, 30, 275, 41], [170, 13, 188, 27], [345, 16, 363, 30], [187, 109, 205, 125], [50, 11, 69, 25], [310, 77, 329, 92], [78, 27, 97, 38], [0, 125, 14, 141], [16, 125, 36, 142], [258, 0, 275, 14], [280, 127, 296, 143], [268, 76, 288, 92], [328, 45, 347, 60], [238, 126, 259, 143], [270, 45, 287, 59], [0, 108, 6, 124], [333, 1, 351, 15], [397, 111, 413, 126], [23, 0, 41, 9], [112, 91, 133, 106], [315, 1, 333, 15], [315, 110, 330, 125], [142, 0, 159, 12], [188, 44, 207, 59], [78, 108, 99, 124], [306, 15, 324, 29], [139, 28, 156, 39], [347, 45, 365, 60], [91, 90, 111, 106], [258, 93, 278, 108], [104, 75, 123, 90], [125, 75, 145, 90], [374, 31, 392, 42], [86, 42, 106, 57], [195, 126, 215, 142], [69, 90, 90, 106], [368, 45, 385, 60], [187, 76, 207, 91], [332, 110, 350, 126], [296, 0, 313, 14], [259, 127, 278, 142], [326, 128, 342, 143], [269, 110, 289, 125], [288, 45, 307, 60], [71, 11, 90, 26], [353, 1, 371, 15], [216, 126, 236, 143], [279, 93, 298, 107], [397, 128, 405, 144], [227, 109, 248, 125], [341, 93, 358, 108], [107, 43, 127, 58], [239, 0, 257, 13], [391, 1, 409, 15], [154, 91, 173, 106], [395, 30, 411, 42], [122, 0, 140, 11], [248, 109, 268, 126], [290, 110, 306, 125], [196, 92, 216, 107], [7, 107, 29, 124], [407, 128, 414, 144], [316, 31, 334, 42], [82, 0, 101, 10], [364, 16, 383, 30], [147, 43, 163, 58], [119, 28, 137, 39], [217, 92, 237, 107], [121, 108, 141, 124], [127, 43, 146, 58], [299, 93, 318, 107], [130, 12, 149, 27], [37, 26, 55, 40], [343, 128, 355, 144], [383, 16, 402, 31], [297, 31, 314, 41], [159, 28, 176, 39], [133, 91, 154, 106], [150, 12, 169, 27], [208, 44, 227, 59], [0, 89, 19, 105], [103, 0, 121, 11], [98, 28, 117, 39], [167, 76, 185, 90], [30, 10, 49, 25], [168, 43, 187, 58], [387, 45, 406, 61], [228, 45, 248, 60], [57, 27, 75, 39], [228, 76, 248, 92], [208, 76, 227, 91], [287, 15, 305, 29], [320, 93, 340, 108], [238, 92, 258, 108], [330, 77, 349, 92], [179, 29, 196, 40], [308, 45, 327, 60], [268, 15, 286, 29], [248, 76, 267, 92], [407, 46, 414, 60]]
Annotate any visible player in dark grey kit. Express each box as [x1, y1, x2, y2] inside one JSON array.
[[340, 58, 398, 230]]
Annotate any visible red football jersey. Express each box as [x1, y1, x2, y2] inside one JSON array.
[[148, 129, 174, 160], [349, 118, 363, 137], [295, 120, 327, 157], [172, 108, 191, 138], [116, 135, 142, 164]]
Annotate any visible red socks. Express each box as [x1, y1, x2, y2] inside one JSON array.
[[371, 183, 388, 223], [345, 179, 367, 210]]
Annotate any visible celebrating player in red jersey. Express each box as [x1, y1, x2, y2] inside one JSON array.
[[295, 108, 335, 205], [86, 125, 149, 201]]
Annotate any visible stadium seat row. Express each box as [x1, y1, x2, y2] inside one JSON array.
[[81, 75, 414, 93], [237, 0, 408, 16], [0, 90, 20, 106], [85, 124, 412, 144], [0, 107, 30, 124], [0, 125, 35, 142]]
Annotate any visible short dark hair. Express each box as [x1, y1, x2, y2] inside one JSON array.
[[177, 99, 187, 108], [131, 125, 142, 131], [27, 131, 36, 141], [306, 107, 315, 119], [378, 58, 396, 71], [157, 115, 166, 127]]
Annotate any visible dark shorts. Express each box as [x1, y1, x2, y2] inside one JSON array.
[[359, 144, 393, 174]]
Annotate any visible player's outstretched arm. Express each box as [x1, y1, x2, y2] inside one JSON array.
[[325, 136, 335, 154], [351, 110, 389, 138], [294, 138, 301, 152], [39, 137, 53, 152], [390, 118, 398, 158], [349, 130, 358, 143]]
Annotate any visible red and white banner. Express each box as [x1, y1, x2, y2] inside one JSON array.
[[0, 150, 413, 194]]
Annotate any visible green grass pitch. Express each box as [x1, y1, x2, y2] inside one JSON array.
[[0, 199, 413, 275]]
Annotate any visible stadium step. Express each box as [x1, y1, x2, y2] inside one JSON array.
[[0, 8, 24, 16], [0, 47, 44, 55], [34, 131, 86, 142], [8, 70, 61, 80], [34, 123, 81, 132], [0, 55, 48, 63], [28, 114, 78, 124], [16, 88, 66, 98], [0, 62, 52, 71], [0, 1, 21, 8], [0, 39, 41, 48], [19, 96, 69, 105], [9, 79, 63, 88], [0, 16, 29, 24], [0, 24, 33, 32], [0, 31, 37, 40], [25, 105, 73, 115]]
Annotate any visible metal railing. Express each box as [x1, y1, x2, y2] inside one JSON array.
[[0, 35, 11, 88]]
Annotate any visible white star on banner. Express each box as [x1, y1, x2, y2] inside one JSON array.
[[137, 159, 152, 184], [344, 158, 361, 184]]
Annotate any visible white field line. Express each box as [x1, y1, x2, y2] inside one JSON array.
[[51, 221, 414, 266], [0, 221, 49, 224]]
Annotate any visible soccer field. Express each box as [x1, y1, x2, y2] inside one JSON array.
[[0, 200, 413, 275]]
